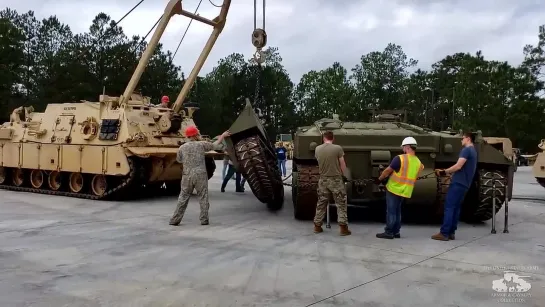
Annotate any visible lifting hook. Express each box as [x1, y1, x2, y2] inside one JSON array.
[[252, 0, 267, 65]]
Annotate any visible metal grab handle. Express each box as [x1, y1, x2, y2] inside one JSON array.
[[490, 178, 510, 234], [503, 186, 509, 233], [326, 205, 331, 228], [491, 185, 497, 234]]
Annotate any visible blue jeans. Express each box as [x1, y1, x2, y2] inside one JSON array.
[[278, 159, 286, 176], [385, 190, 404, 235], [222, 162, 229, 179], [440, 182, 469, 236], [221, 165, 242, 191]]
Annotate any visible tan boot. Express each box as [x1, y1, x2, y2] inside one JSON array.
[[339, 224, 351, 236], [314, 223, 323, 233], [431, 232, 449, 241]]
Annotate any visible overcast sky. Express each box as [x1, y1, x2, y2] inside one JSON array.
[[4, 0, 545, 82]]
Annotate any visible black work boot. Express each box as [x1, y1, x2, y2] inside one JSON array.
[[201, 220, 209, 225], [376, 232, 394, 239], [394, 233, 401, 238], [169, 219, 181, 226]]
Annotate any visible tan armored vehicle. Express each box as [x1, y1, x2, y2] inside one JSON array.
[[0, 0, 231, 199], [482, 137, 517, 172], [532, 139, 545, 187]]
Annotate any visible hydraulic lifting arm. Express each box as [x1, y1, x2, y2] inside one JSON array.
[[120, 0, 267, 116], [171, 0, 231, 114], [120, 0, 232, 109]]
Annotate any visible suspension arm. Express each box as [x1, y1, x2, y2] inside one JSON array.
[[119, 0, 231, 109]]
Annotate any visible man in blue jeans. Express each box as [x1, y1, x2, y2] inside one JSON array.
[[221, 158, 244, 193], [276, 142, 288, 177], [432, 131, 478, 241], [222, 151, 230, 179], [375, 137, 424, 239]]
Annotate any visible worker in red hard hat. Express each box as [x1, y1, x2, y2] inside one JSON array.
[[157, 95, 169, 108], [169, 125, 231, 227]]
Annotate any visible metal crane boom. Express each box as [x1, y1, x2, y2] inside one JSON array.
[[119, 0, 232, 109]]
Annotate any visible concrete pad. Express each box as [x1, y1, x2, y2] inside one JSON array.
[[0, 160, 544, 306]]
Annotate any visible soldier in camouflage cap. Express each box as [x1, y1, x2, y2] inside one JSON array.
[[169, 126, 230, 226]]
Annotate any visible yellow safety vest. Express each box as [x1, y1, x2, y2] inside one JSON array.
[[386, 154, 422, 198]]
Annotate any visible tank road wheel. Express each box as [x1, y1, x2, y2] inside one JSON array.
[[48, 171, 62, 191], [91, 174, 108, 197], [205, 157, 216, 180], [537, 177, 545, 188], [292, 165, 319, 220], [29, 170, 44, 189], [292, 172, 307, 219], [12, 168, 25, 187], [0, 167, 6, 184], [69, 173, 85, 193]]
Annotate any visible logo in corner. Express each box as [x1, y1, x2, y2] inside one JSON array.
[[492, 271, 532, 293]]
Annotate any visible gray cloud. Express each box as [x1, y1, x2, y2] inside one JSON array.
[[3, 0, 544, 82]]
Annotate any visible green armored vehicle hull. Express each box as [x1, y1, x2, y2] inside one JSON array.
[[290, 112, 514, 222]]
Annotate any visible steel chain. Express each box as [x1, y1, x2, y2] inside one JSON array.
[[282, 172, 437, 188], [254, 65, 261, 105]]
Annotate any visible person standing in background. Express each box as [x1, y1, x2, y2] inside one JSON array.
[[158, 96, 169, 108], [276, 142, 288, 177], [221, 156, 244, 193]]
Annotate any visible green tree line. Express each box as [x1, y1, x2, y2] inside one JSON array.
[[1, 9, 545, 152]]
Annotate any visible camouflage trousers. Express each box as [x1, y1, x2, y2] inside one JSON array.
[[313, 176, 348, 226], [170, 172, 210, 225]]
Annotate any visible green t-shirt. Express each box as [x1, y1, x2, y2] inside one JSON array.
[[315, 143, 344, 177]]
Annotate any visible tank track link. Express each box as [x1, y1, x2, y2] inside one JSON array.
[[292, 164, 319, 220], [0, 157, 141, 200], [234, 135, 284, 210], [291, 165, 508, 223], [435, 169, 508, 222]]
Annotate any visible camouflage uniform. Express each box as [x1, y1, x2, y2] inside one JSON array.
[[169, 140, 217, 225], [313, 176, 348, 225]]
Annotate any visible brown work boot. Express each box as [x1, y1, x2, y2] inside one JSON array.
[[313, 223, 323, 233], [339, 224, 351, 236], [431, 233, 449, 241]]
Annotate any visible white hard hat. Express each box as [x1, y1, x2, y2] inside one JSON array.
[[401, 136, 417, 146]]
